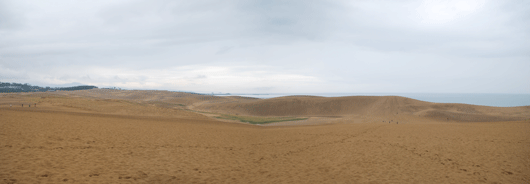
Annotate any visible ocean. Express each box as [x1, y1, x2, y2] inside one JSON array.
[[214, 93, 530, 107]]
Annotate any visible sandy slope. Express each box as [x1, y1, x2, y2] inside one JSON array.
[[193, 95, 530, 122], [1, 91, 529, 183]]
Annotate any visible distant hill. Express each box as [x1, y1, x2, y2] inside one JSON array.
[[0, 82, 98, 93], [191, 95, 530, 122]]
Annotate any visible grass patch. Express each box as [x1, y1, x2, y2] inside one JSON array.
[[215, 114, 308, 124], [184, 109, 218, 114], [148, 101, 186, 108]]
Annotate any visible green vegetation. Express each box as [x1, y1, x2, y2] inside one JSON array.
[[184, 109, 307, 124], [148, 101, 186, 108], [0, 82, 97, 93], [187, 110, 218, 115], [215, 114, 308, 124]]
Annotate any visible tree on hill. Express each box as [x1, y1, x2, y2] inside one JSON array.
[[0, 82, 98, 93]]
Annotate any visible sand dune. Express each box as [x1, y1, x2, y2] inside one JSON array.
[[193, 95, 530, 122], [1, 90, 529, 183]]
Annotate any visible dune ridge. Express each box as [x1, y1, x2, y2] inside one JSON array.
[[2, 89, 529, 123], [193, 95, 530, 122]]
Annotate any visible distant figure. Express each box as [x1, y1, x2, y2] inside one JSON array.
[[34, 103, 36, 107], [22, 104, 23, 107], [10, 104, 12, 107], [29, 104, 31, 107], [396, 121, 398, 124]]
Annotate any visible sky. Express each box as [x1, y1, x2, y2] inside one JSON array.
[[1, 0, 529, 94]]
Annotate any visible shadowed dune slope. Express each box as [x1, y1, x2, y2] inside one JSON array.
[[194, 96, 530, 122]]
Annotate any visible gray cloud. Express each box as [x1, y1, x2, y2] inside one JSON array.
[[0, 0, 528, 93], [237, 0, 339, 40], [0, 0, 23, 30], [254, 87, 274, 91]]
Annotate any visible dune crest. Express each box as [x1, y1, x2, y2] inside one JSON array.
[[193, 95, 530, 122]]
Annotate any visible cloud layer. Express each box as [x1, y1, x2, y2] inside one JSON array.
[[1, 0, 529, 93]]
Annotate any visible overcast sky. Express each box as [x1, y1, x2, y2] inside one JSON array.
[[1, 0, 529, 93]]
